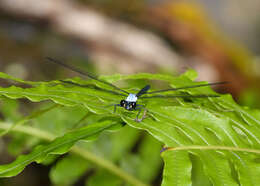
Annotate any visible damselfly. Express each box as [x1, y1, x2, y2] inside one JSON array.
[[46, 58, 227, 122]]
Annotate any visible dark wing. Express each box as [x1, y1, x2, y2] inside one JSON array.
[[144, 81, 228, 95], [60, 80, 126, 96], [139, 94, 219, 99], [46, 57, 129, 95], [136, 85, 151, 97]]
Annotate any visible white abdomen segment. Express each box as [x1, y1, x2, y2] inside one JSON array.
[[126, 94, 138, 102]]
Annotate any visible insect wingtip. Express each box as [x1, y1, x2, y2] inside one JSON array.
[[45, 57, 55, 63], [218, 81, 230, 85]]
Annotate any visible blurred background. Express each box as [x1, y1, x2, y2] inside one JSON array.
[[0, 0, 260, 185]]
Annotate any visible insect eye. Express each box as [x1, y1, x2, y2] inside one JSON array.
[[120, 100, 125, 106]]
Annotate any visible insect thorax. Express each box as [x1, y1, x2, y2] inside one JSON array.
[[125, 94, 138, 102]]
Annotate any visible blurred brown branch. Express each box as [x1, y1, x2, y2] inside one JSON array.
[[142, 4, 252, 97], [0, 0, 183, 74], [1, 0, 258, 99]]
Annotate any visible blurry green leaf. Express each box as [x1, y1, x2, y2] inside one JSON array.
[[0, 121, 147, 186], [0, 103, 58, 137], [111, 125, 141, 161], [50, 154, 89, 185], [7, 133, 40, 156], [120, 153, 141, 178], [181, 69, 198, 81], [0, 97, 21, 122], [86, 170, 122, 186], [34, 105, 89, 135], [117, 133, 163, 183], [239, 89, 260, 108], [137, 134, 162, 183], [0, 120, 121, 177], [41, 154, 59, 166]]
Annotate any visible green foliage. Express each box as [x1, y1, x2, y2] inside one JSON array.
[[161, 151, 191, 186], [0, 120, 119, 177], [0, 70, 260, 186], [50, 154, 89, 185], [87, 170, 123, 186]]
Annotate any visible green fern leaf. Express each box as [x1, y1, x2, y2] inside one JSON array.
[[0, 120, 120, 177], [1, 70, 260, 186]]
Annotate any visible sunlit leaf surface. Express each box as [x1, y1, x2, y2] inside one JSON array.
[[0, 70, 260, 185]]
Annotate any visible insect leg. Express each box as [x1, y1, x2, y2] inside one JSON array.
[[135, 104, 147, 122], [114, 104, 121, 113]]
